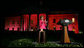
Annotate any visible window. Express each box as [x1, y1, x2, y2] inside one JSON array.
[[72, 18, 75, 23], [53, 19, 56, 23]]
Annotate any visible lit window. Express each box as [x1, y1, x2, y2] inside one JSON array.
[[72, 18, 75, 23]]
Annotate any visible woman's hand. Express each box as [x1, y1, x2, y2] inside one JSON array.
[[45, 19, 47, 24]]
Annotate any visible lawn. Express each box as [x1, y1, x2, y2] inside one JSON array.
[[7, 39, 83, 47], [0, 30, 83, 47]]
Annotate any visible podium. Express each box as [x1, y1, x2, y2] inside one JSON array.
[[38, 31, 46, 43]]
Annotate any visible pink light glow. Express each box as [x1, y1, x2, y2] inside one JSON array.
[[48, 14, 79, 34], [30, 14, 37, 30], [5, 14, 79, 34], [5, 16, 21, 31]]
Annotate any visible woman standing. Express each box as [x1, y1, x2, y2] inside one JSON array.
[[39, 16, 47, 32], [39, 15, 47, 43]]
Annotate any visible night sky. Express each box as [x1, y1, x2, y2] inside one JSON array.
[[0, 0, 83, 31]]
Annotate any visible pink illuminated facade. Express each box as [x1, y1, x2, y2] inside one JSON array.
[[30, 14, 37, 31], [5, 16, 21, 31], [48, 14, 79, 34], [5, 13, 79, 34], [23, 14, 29, 31]]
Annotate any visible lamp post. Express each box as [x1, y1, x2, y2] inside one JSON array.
[[59, 19, 72, 43]]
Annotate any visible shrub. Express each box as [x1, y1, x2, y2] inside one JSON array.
[[8, 38, 34, 47], [35, 42, 83, 47]]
